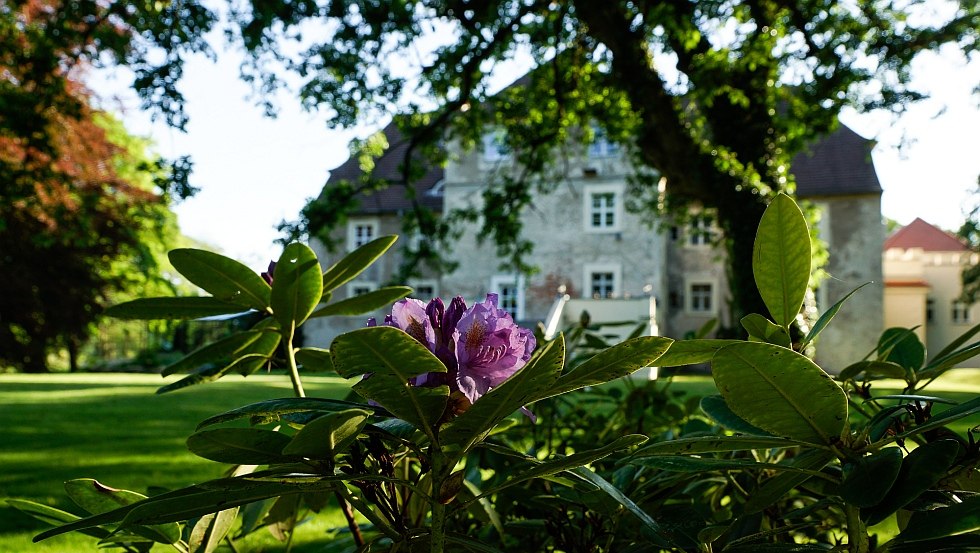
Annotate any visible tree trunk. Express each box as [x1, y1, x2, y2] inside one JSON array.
[[717, 189, 770, 330]]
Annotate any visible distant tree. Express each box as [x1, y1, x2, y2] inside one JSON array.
[[0, 2, 197, 372], [958, 176, 980, 304]]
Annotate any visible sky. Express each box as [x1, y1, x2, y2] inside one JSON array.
[[88, 39, 979, 273]]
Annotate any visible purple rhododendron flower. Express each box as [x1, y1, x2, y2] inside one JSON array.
[[371, 293, 536, 409]]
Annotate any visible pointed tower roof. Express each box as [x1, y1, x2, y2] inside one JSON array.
[[883, 218, 968, 252]]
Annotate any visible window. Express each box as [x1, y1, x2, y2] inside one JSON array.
[[348, 282, 376, 297], [591, 272, 615, 299], [347, 218, 379, 250], [588, 127, 620, 158], [953, 301, 971, 324], [481, 130, 511, 162], [491, 275, 525, 319], [583, 183, 624, 233], [583, 263, 622, 299], [410, 280, 438, 300], [690, 284, 713, 312], [926, 298, 935, 323], [688, 216, 713, 246]]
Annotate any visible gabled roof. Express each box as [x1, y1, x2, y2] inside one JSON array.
[[792, 124, 882, 198], [883, 218, 968, 252], [327, 122, 444, 214]]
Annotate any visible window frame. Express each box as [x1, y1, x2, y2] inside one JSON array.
[[684, 277, 718, 316], [583, 183, 624, 233], [347, 281, 378, 298], [347, 218, 380, 251], [490, 275, 526, 320], [409, 279, 438, 301], [583, 263, 622, 299], [952, 301, 972, 324]]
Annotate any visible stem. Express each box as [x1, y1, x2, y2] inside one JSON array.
[[284, 326, 306, 398], [337, 492, 365, 547], [845, 503, 869, 553], [335, 484, 402, 541], [430, 502, 447, 553], [429, 450, 449, 553]]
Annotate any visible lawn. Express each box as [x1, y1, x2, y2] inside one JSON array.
[[2, 370, 978, 552]]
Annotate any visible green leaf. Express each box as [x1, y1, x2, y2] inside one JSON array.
[[7, 499, 112, 541], [162, 330, 264, 376], [897, 494, 980, 542], [295, 347, 335, 372], [741, 314, 791, 347], [918, 340, 980, 382], [546, 336, 672, 399], [883, 535, 980, 552], [330, 326, 448, 439], [186, 428, 293, 465], [712, 342, 847, 444], [877, 327, 925, 372], [439, 335, 565, 450], [197, 397, 377, 430], [64, 479, 180, 544], [743, 449, 836, 514], [927, 321, 980, 365], [188, 507, 239, 553], [169, 248, 272, 311], [650, 339, 740, 367], [104, 297, 248, 320], [699, 395, 773, 436], [471, 435, 647, 501], [309, 286, 412, 318], [281, 409, 372, 459], [801, 282, 871, 349], [321, 235, 398, 293], [838, 360, 909, 381], [752, 192, 811, 327], [570, 466, 675, 548], [839, 447, 903, 508], [630, 455, 828, 474], [863, 439, 961, 525], [631, 435, 803, 457], [271, 243, 323, 330]]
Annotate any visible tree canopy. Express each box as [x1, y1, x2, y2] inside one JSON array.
[[7, 0, 979, 337]]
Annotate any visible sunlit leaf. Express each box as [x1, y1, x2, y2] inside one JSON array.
[[802, 282, 871, 349], [654, 339, 740, 367], [281, 408, 372, 459], [741, 313, 791, 347], [271, 243, 323, 330], [309, 286, 412, 318], [169, 248, 271, 311], [752, 193, 811, 327], [104, 297, 247, 320], [186, 428, 293, 465], [321, 235, 397, 294], [546, 336, 671, 399]]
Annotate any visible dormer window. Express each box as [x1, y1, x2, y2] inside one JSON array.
[[588, 126, 620, 158], [347, 218, 379, 250]]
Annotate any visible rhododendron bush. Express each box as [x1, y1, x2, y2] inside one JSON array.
[[11, 194, 980, 553]]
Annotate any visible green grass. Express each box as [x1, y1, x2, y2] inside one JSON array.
[[1, 370, 978, 552], [0, 373, 353, 552]]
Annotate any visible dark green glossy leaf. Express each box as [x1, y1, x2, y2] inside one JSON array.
[[186, 428, 293, 465], [630, 455, 829, 475], [570, 466, 675, 548], [197, 397, 378, 430], [840, 447, 903, 508], [632, 435, 803, 457], [743, 449, 836, 514], [838, 360, 909, 381], [653, 339, 740, 367], [753, 193, 811, 327], [863, 439, 961, 525], [162, 330, 264, 376], [546, 336, 671, 399], [281, 409, 372, 459], [899, 497, 980, 541], [802, 282, 872, 349], [440, 336, 564, 450], [896, 396, 980, 440], [928, 321, 980, 366], [295, 347, 335, 373], [712, 342, 847, 444], [169, 248, 271, 311], [104, 297, 248, 320], [875, 394, 957, 405], [331, 326, 448, 439], [918, 340, 980, 382], [878, 327, 925, 372], [883, 535, 980, 552], [64, 479, 180, 544], [271, 243, 323, 330], [309, 286, 412, 318], [321, 235, 398, 293], [472, 435, 647, 500], [699, 395, 773, 436], [741, 314, 791, 347]]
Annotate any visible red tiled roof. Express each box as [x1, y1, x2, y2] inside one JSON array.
[[883, 218, 968, 252], [885, 280, 930, 288]]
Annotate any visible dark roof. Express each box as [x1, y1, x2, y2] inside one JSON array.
[[327, 122, 444, 214], [883, 217, 968, 252], [792, 124, 882, 197]]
